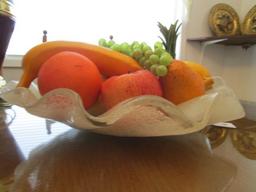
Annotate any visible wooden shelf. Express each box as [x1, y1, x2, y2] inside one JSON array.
[[187, 34, 256, 49]]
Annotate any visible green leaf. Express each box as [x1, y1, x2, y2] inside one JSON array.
[[158, 22, 169, 41], [175, 23, 182, 33], [158, 36, 168, 50], [157, 20, 182, 58]]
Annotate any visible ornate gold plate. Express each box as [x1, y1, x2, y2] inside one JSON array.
[[242, 5, 256, 35], [205, 126, 228, 149], [208, 3, 240, 36], [231, 128, 256, 160]]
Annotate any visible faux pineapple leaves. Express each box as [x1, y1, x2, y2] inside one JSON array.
[[158, 20, 182, 59]]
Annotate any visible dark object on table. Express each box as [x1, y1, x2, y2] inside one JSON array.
[[42, 30, 48, 42], [0, 0, 15, 75]]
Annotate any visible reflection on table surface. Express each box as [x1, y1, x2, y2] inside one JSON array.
[[0, 106, 256, 192]]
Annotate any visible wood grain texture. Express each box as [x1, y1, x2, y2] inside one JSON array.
[[4, 107, 256, 192], [11, 130, 236, 192], [187, 34, 256, 48]]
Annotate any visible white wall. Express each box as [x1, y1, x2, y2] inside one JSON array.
[[2, 55, 23, 82], [2, 67, 22, 82], [181, 0, 256, 102]]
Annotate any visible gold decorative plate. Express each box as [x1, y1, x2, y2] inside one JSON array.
[[231, 128, 256, 160], [242, 5, 256, 35], [208, 3, 240, 36], [205, 126, 228, 149]]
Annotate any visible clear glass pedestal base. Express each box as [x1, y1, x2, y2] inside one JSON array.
[[0, 76, 16, 126], [0, 106, 16, 127]]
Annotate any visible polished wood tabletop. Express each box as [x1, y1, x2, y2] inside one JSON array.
[[0, 106, 256, 192]]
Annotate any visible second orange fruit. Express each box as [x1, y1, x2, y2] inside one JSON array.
[[183, 60, 213, 90], [160, 60, 205, 105]]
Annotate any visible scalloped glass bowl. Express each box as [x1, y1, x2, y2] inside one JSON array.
[[0, 77, 245, 137]]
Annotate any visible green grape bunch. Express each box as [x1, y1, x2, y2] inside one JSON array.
[[98, 37, 173, 77]]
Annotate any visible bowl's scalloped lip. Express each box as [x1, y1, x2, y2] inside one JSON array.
[[0, 77, 245, 136]]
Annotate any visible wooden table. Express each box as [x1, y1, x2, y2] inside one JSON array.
[[0, 106, 256, 192]]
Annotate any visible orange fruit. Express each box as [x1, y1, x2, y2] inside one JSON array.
[[183, 60, 213, 90], [38, 51, 102, 109], [160, 60, 205, 105]]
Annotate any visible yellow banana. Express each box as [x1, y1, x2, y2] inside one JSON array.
[[17, 41, 142, 87]]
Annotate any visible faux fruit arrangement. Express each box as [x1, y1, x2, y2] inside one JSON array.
[[18, 39, 212, 111], [18, 21, 213, 111]]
